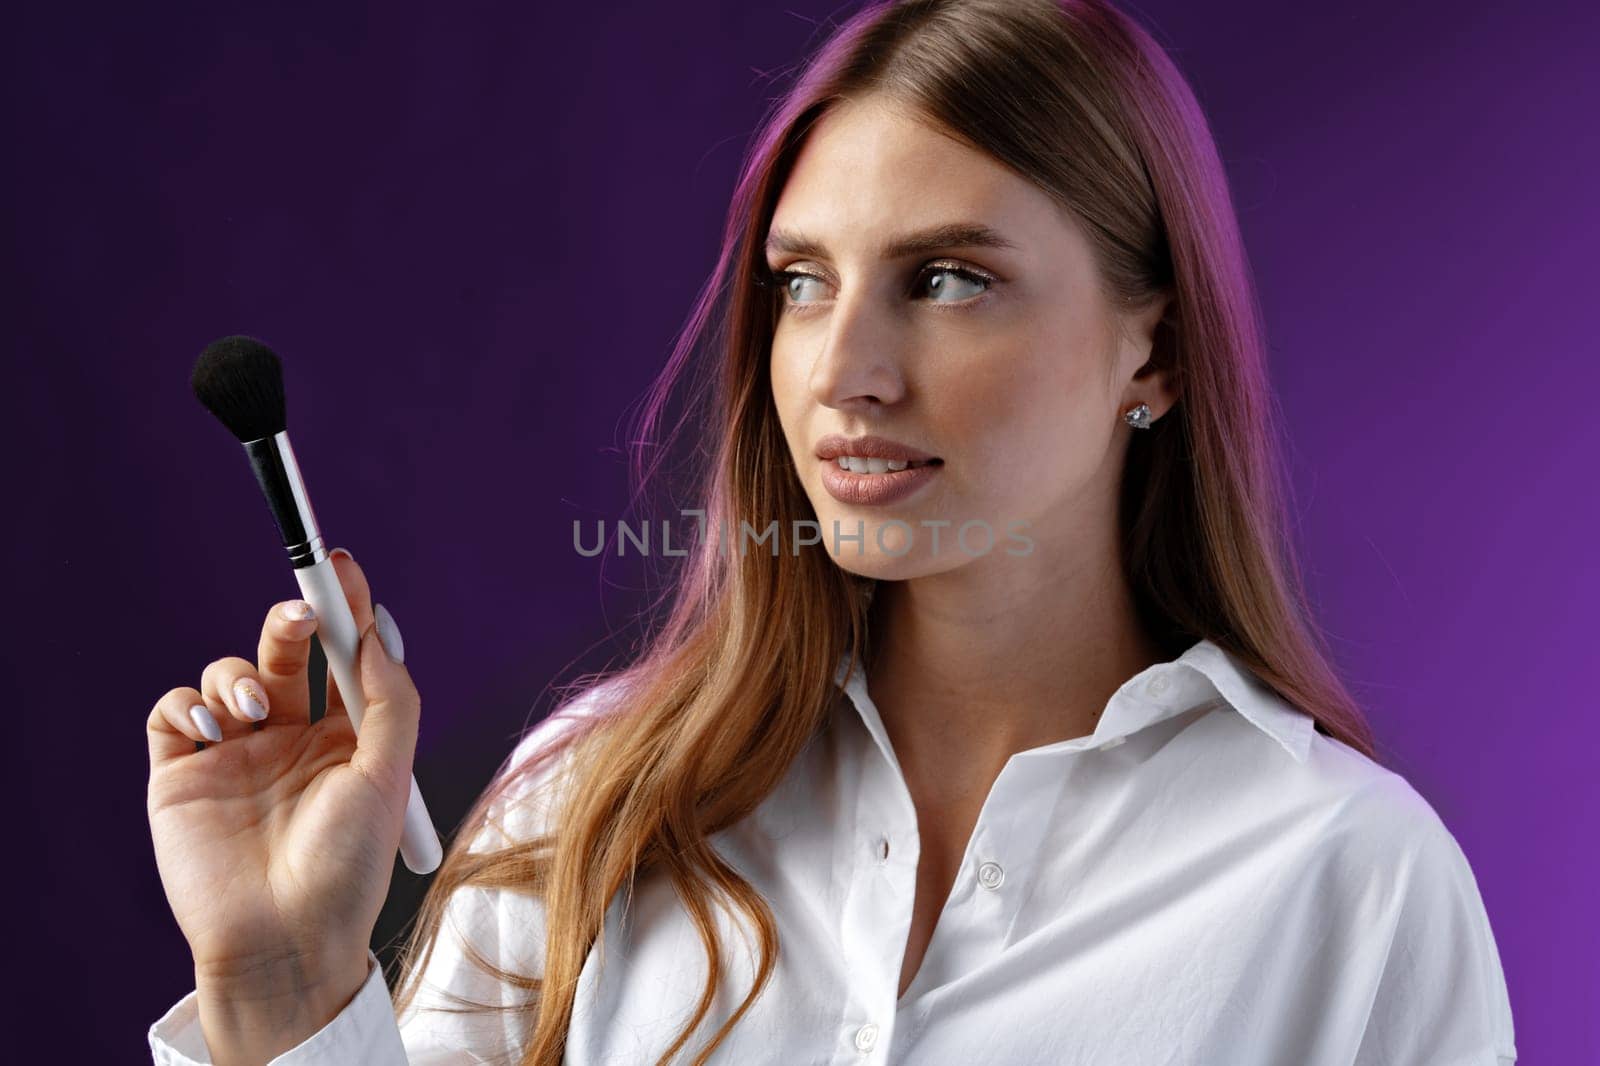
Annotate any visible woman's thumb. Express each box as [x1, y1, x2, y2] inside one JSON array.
[[354, 603, 420, 797]]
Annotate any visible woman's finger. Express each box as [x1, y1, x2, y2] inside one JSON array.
[[146, 686, 231, 765], [329, 549, 374, 642], [348, 614, 420, 801], [254, 598, 318, 726], [200, 656, 273, 727], [320, 548, 372, 724]]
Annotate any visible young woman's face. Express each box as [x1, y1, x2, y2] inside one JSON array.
[[767, 95, 1170, 580]]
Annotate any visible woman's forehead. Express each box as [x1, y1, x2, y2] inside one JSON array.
[[777, 101, 1012, 212], [767, 101, 1082, 269]]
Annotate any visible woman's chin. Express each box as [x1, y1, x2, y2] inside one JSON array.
[[825, 545, 963, 582], [806, 508, 982, 579]]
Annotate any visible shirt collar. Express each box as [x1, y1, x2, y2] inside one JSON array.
[[831, 636, 1314, 765]]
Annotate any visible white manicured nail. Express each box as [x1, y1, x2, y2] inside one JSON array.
[[189, 704, 223, 743], [233, 679, 268, 720], [374, 603, 405, 664]]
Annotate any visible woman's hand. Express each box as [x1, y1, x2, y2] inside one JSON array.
[[144, 550, 418, 1015]]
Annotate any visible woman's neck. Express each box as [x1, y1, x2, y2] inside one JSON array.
[[864, 552, 1164, 809]]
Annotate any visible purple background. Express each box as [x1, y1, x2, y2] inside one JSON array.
[[7, 1, 1594, 1058]]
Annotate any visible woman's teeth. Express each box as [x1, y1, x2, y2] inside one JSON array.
[[834, 456, 933, 474]]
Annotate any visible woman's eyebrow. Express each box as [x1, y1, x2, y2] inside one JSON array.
[[763, 221, 1019, 261]]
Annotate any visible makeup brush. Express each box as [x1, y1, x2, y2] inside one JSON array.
[[190, 335, 443, 875]]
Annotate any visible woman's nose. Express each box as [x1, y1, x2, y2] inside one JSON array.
[[807, 295, 908, 410]]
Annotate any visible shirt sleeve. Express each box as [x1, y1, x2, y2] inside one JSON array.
[[148, 695, 606, 1065], [147, 948, 407, 1065], [147, 880, 542, 1065], [1351, 806, 1518, 1066]]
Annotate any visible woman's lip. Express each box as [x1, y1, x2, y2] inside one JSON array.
[[813, 434, 940, 464], [819, 457, 943, 506]]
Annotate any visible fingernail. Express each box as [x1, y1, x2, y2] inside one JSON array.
[[374, 602, 405, 664], [233, 678, 269, 720], [283, 599, 315, 621], [189, 704, 223, 743], [329, 547, 353, 563]]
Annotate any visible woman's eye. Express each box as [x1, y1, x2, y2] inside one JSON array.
[[763, 263, 993, 313], [915, 265, 990, 303], [779, 271, 828, 305]]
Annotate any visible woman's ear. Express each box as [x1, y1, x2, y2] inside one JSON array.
[[1131, 293, 1171, 346], [1118, 295, 1179, 420]]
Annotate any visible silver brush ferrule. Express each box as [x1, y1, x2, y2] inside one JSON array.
[[241, 431, 328, 569]]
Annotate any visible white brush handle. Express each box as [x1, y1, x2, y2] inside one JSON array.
[[293, 557, 443, 875]]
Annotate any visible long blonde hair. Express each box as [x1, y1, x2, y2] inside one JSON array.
[[389, 1, 1379, 1061]]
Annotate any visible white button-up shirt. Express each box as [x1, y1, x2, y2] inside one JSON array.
[[150, 637, 1517, 1064]]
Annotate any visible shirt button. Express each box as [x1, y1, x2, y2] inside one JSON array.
[[977, 860, 1005, 889], [1147, 675, 1171, 697], [854, 1022, 879, 1051], [875, 835, 890, 863]]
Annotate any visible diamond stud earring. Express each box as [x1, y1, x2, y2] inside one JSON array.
[[1123, 403, 1153, 429]]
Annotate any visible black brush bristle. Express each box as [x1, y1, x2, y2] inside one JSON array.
[[192, 335, 287, 441]]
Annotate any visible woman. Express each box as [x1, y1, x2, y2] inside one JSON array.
[[146, 0, 1516, 1063]]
